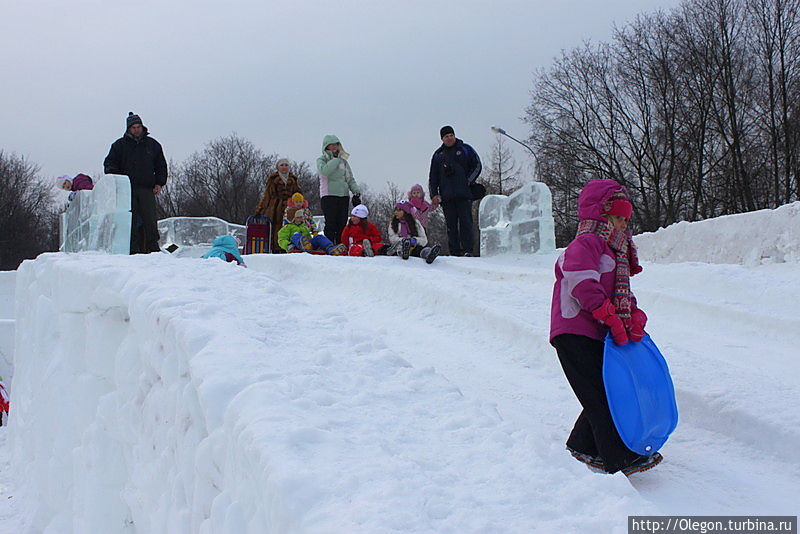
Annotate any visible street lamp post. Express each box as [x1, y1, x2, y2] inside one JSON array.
[[490, 126, 538, 164]]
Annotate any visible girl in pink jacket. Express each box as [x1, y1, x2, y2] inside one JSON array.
[[407, 184, 436, 228], [549, 179, 658, 477]]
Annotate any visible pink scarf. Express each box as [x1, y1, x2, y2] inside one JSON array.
[[576, 219, 641, 319]]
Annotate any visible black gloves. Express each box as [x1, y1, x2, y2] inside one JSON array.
[[352, 195, 361, 207]]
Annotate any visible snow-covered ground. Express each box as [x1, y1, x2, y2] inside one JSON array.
[[2, 204, 799, 533]]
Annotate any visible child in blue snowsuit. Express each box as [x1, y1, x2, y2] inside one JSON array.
[[202, 235, 247, 266]]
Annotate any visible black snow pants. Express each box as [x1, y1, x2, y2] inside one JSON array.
[[321, 195, 351, 245], [130, 186, 161, 254], [551, 333, 641, 473]]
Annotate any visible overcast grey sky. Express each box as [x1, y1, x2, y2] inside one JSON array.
[[1, 0, 681, 198]]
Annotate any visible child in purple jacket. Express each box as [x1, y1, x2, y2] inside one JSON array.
[[57, 174, 94, 201], [407, 184, 436, 228], [549, 179, 658, 477]]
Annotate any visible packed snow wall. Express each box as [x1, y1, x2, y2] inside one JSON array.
[[0, 271, 15, 381], [10, 252, 640, 533], [636, 201, 800, 265]]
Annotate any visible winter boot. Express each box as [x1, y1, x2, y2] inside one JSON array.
[[401, 238, 411, 260], [299, 235, 313, 252], [621, 452, 663, 477], [422, 244, 441, 264], [385, 241, 401, 257], [327, 243, 347, 256], [363, 239, 374, 257], [567, 447, 608, 474]]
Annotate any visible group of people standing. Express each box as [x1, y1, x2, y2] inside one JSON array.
[[88, 112, 483, 258], [253, 125, 483, 260]]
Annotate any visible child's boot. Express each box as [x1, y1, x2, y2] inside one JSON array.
[[621, 452, 663, 477], [327, 243, 346, 256], [401, 238, 411, 260], [421, 244, 441, 264], [299, 235, 313, 252], [363, 239, 374, 257]]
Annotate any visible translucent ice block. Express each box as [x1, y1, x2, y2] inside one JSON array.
[[479, 182, 556, 256], [60, 175, 132, 254], [158, 217, 246, 257]]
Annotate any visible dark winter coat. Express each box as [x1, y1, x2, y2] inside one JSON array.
[[103, 127, 168, 189], [428, 139, 482, 200]]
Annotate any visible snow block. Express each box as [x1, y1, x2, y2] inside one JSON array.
[[479, 182, 556, 256]]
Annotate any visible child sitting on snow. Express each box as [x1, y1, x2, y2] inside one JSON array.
[[407, 184, 436, 228], [56, 173, 94, 201], [282, 192, 317, 232], [340, 204, 383, 257], [278, 208, 345, 255], [549, 179, 658, 477], [383, 202, 441, 264], [202, 235, 247, 267]]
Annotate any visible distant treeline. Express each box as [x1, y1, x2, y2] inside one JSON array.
[[527, 0, 800, 244]]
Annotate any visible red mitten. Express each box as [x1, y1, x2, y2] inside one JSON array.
[[627, 308, 648, 342], [591, 299, 629, 345]]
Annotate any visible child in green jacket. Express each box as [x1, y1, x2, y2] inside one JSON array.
[[278, 208, 345, 255]]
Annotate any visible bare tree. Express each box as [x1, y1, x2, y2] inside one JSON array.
[[481, 136, 521, 196], [0, 151, 58, 269], [526, 0, 800, 245]]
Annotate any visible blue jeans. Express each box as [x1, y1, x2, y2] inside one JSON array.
[[290, 233, 334, 252]]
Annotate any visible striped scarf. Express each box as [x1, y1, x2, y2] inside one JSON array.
[[576, 219, 640, 319]]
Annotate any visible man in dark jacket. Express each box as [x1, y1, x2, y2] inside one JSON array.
[[429, 125, 482, 256], [103, 112, 168, 254]]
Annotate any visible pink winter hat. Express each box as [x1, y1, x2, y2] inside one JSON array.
[[604, 198, 633, 220]]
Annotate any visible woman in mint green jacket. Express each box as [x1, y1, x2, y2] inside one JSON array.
[[317, 134, 361, 244]]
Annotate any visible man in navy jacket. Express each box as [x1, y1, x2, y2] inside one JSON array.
[[429, 125, 482, 256], [104, 112, 168, 254]]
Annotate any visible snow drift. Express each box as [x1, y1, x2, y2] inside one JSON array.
[[635, 201, 800, 265]]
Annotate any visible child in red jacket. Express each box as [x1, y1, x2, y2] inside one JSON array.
[[340, 204, 383, 256]]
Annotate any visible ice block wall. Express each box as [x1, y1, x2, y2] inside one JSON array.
[[157, 217, 246, 257], [479, 182, 556, 256], [59, 175, 132, 255]]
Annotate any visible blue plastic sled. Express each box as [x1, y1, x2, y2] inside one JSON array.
[[603, 334, 678, 455]]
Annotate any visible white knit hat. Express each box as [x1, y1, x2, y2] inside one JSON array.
[[55, 175, 72, 189], [351, 204, 368, 218]]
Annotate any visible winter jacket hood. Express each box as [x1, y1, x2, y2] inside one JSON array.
[[321, 134, 343, 154], [578, 179, 631, 222]]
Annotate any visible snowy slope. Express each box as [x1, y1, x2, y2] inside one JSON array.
[[4, 204, 800, 533]]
